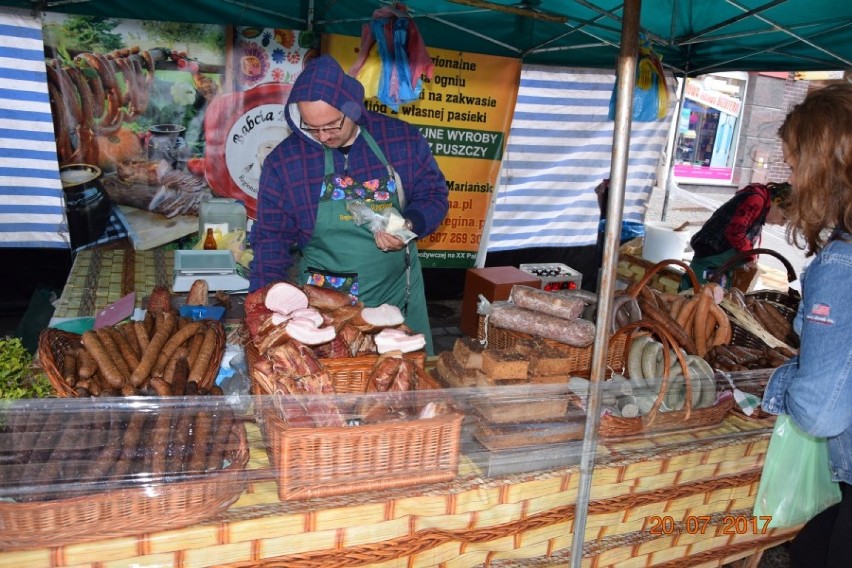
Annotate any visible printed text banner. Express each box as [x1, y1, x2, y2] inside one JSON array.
[[326, 35, 520, 268]]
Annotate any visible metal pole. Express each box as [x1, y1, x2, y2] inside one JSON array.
[[660, 71, 689, 221], [569, 1, 640, 566]]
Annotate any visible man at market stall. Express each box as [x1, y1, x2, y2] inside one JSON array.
[[249, 55, 449, 354]]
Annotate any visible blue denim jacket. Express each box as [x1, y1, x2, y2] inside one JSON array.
[[763, 234, 852, 485]]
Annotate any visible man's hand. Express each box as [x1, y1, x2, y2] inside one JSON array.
[[375, 231, 406, 252]]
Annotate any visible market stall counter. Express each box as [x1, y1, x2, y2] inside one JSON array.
[[0, 392, 794, 568], [2, 249, 802, 567]]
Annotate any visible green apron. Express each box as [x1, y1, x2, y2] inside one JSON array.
[[298, 130, 434, 354]]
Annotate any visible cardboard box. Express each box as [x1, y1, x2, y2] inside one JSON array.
[[460, 267, 540, 337]]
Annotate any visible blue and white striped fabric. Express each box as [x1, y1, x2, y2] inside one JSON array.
[[488, 65, 672, 252], [0, 9, 67, 249]]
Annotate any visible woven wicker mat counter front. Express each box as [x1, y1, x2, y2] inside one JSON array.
[[1, 413, 797, 568]]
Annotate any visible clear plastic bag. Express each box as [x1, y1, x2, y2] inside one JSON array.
[[345, 200, 417, 243], [753, 414, 842, 528]]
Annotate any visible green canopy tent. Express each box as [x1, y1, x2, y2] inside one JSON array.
[[4, 0, 851, 72]]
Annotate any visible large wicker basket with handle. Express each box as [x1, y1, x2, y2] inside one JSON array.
[[598, 320, 734, 438], [478, 315, 628, 374], [246, 343, 463, 501], [706, 247, 799, 294]]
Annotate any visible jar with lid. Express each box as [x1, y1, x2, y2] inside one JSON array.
[[59, 164, 112, 250]]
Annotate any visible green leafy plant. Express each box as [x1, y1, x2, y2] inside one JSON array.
[[0, 337, 53, 399]]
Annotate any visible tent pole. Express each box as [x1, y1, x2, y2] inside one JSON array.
[[569, 1, 640, 567], [474, 158, 505, 267], [660, 70, 688, 221]]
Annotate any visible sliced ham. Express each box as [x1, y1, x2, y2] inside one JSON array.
[[352, 304, 405, 332], [264, 282, 309, 315], [270, 312, 292, 326], [285, 317, 336, 346], [288, 307, 324, 327], [270, 308, 323, 327], [374, 328, 426, 354]]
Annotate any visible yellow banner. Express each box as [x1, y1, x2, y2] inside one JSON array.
[[325, 34, 520, 268]]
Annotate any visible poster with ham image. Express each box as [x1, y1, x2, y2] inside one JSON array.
[[42, 15, 226, 225], [42, 16, 315, 229]]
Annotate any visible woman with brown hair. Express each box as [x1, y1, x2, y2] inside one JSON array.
[[763, 83, 852, 568]]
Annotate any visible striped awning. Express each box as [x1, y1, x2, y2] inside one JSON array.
[[0, 8, 68, 248], [488, 65, 672, 252]]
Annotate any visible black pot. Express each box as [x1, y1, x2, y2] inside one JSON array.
[[59, 164, 112, 250]]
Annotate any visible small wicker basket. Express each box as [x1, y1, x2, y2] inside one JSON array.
[[721, 299, 797, 352], [246, 344, 463, 501], [478, 316, 628, 374], [0, 418, 249, 550], [38, 321, 226, 397], [598, 320, 734, 438]]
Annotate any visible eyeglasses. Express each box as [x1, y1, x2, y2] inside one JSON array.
[[300, 115, 346, 135]]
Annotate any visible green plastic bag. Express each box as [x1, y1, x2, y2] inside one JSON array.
[[753, 415, 842, 528]]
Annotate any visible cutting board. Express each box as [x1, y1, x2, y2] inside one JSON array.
[[116, 205, 199, 250]]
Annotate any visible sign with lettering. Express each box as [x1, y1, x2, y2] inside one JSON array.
[[204, 84, 292, 218], [684, 78, 742, 116], [327, 35, 521, 268]]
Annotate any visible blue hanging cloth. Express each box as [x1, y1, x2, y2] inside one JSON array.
[[349, 4, 434, 111]]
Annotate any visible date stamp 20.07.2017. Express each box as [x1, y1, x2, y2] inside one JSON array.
[[644, 515, 773, 535]]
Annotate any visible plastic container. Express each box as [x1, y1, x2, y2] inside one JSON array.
[[642, 221, 690, 263], [519, 263, 583, 291], [199, 198, 247, 235]]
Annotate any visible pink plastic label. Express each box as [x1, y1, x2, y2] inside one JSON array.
[[94, 292, 136, 329]]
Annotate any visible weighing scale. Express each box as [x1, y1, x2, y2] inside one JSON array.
[[173, 250, 250, 292]]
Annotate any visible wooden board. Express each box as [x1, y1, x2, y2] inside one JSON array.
[[473, 398, 568, 424], [116, 205, 198, 250], [474, 417, 586, 450]]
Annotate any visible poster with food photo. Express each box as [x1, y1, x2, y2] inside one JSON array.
[[42, 14, 225, 225]]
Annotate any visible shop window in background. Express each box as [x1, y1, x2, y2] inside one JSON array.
[[674, 73, 748, 185]]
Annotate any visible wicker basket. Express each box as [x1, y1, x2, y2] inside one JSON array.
[[249, 350, 427, 396], [38, 321, 226, 397], [748, 289, 801, 312], [246, 343, 463, 501], [0, 417, 249, 550], [598, 321, 734, 438], [477, 316, 628, 374], [721, 299, 797, 352], [706, 247, 798, 292]]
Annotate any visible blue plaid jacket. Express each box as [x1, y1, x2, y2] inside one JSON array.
[[248, 55, 448, 290]]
